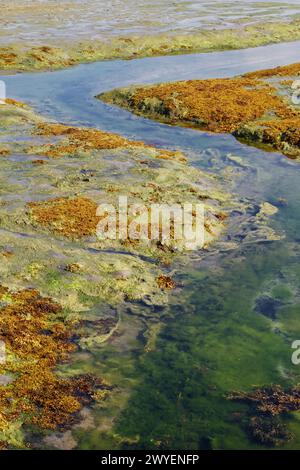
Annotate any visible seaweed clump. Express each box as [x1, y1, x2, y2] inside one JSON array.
[[33, 123, 145, 157], [248, 416, 293, 447], [99, 62, 300, 159], [156, 275, 176, 290], [244, 62, 300, 79], [29, 123, 185, 162], [27, 197, 101, 239], [229, 385, 300, 446], [100, 77, 294, 133], [0, 285, 106, 448]]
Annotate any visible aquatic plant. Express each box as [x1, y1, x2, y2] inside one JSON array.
[[99, 62, 300, 159], [229, 385, 300, 416], [31, 123, 185, 162], [27, 197, 101, 239], [0, 97, 266, 449], [229, 385, 300, 446], [0, 285, 107, 448], [156, 275, 176, 290], [244, 63, 300, 79], [248, 416, 293, 447]]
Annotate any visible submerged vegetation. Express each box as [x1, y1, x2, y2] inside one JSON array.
[[229, 385, 300, 446], [100, 62, 300, 159], [0, 93, 284, 448]]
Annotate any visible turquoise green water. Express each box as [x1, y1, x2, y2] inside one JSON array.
[[109, 153, 300, 449], [2, 40, 300, 449], [115, 242, 300, 449]]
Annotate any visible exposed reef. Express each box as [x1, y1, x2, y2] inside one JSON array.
[[30, 122, 186, 163], [1, 18, 300, 73], [99, 62, 300, 160]]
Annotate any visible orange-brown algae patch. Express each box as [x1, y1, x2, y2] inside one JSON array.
[[100, 67, 300, 158], [1, 250, 13, 259], [115, 78, 295, 133], [156, 150, 187, 163], [280, 79, 294, 87], [0, 50, 17, 66], [31, 159, 47, 165], [33, 122, 146, 157], [259, 118, 300, 147], [244, 62, 300, 79], [32, 122, 185, 162], [0, 286, 107, 443], [27, 196, 101, 239], [0, 149, 10, 156], [156, 275, 176, 290], [4, 98, 27, 108]]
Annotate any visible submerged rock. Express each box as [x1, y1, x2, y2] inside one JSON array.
[[254, 295, 283, 320]]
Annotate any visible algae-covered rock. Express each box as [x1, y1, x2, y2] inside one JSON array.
[[99, 62, 300, 160], [2, 15, 300, 72]]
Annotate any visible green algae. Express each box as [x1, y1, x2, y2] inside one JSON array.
[[108, 241, 300, 450]]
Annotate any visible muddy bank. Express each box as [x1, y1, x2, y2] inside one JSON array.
[[99, 62, 300, 160]]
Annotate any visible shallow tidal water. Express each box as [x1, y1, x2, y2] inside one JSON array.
[[2, 40, 300, 449]]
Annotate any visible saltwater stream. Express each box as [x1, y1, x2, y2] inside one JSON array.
[[2, 40, 300, 449]]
